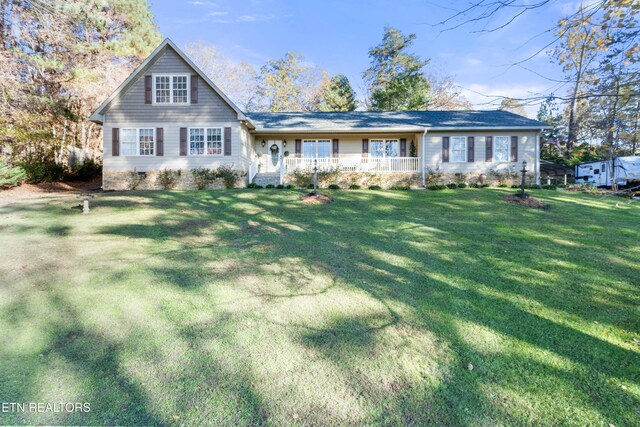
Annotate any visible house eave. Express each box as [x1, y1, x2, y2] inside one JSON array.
[[252, 127, 426, 134]]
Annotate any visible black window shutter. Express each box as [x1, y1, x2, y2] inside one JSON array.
[[511, 136, 518, 162], [112, 128, 120, 156], [442, 137, 449, 163], [224, 127, 231, 155], [145, 75, 152, 104], [400, 138, 407, 157], [332, 139, 339, 157], [486, 136, 493, 162], [191, 75, 198, 104], [180, 128, 187, 156], [156, 128, 164, 156], [467, 136, 474, 162], [362, 138, 369, 157], [295, 139, 302, 157]]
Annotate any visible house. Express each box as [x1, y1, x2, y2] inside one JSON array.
[[90, 38, 549, 190]]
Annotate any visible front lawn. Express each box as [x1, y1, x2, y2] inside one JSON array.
[[0, 189, 638, 426]]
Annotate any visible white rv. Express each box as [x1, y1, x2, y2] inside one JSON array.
[[575, 156, 640, 187]]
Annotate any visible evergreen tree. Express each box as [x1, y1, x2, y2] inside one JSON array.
[[318, 74, 357, 112]]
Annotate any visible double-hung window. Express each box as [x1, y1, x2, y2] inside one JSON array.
[[190, 127, 222, 155], [370, 139, 399, 157], [154, 74, 189, 104], [493, 136, 510, 161], [303, 139, 331, 158], [121, 128, 154, 156], [451, 136, 467, 162]]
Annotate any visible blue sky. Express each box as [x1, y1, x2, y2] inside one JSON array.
[[152, 0, 578, 116]]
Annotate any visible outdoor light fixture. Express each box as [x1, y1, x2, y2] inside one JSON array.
[[519, 160, 528, 198], [283, 140, 287, 147], [261, 140, 266, 147]]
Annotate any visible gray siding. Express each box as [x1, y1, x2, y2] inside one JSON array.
[[104, 46, 238, 123]]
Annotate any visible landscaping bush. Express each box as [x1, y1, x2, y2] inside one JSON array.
[[20, 158, 66, 183], [480, 183, 491, 188], [328, 184, 340, 190], [457, 183, 467, 188], [215, 165, 243, 188], [126, 170, 145, 190], [191, 168, 215, 190], [453, 173, 468, 186], [498, 183, 509, 188], [276, 184, 285, 189], [307, 183, 315, 189], [446, 183, 458, 189], [528, 184, 542, 190], [511, 184, 519, 189], [542, 184, 557, 190], [348, 184, 361, 190], [427, 185, 446, 191], [0, 160, 27, 189], [66, 159, 102, 181], [156, 169, 181, 190], [425, 167, 444, 186], [469, 183, 479, 188], [368, 185, 382, 190], [285, 184, 296, 190], [389, 185, 410, 191], [292, 170, 313, 188], [247, 182, 261, 188], [265, 184, 275, 189]]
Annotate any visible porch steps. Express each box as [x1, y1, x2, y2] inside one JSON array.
[[253, 173, 280, 187]]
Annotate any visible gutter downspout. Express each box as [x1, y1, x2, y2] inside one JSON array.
[[535, 129, 542, 185], [421, 129, 428, 187]]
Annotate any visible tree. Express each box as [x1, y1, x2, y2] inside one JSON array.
[[256, 52, 325, 112], [318, 74, 357, 111], [425, 73, 472, 110], [363, 27, 431, 111], [499, 98, 527, 117], [185, 42, 259, 112]]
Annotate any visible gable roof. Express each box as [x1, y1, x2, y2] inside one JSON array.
[[247, 110, 549, 132], [89, 38, 248, 124]]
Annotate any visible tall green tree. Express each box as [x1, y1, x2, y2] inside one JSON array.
[[318, 74, 357, 112], [363, 27, 431, 111]]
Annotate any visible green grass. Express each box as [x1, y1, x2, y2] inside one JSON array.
[[0, 188, 638, 426]]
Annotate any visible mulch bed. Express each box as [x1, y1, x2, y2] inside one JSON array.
[[300, 193, 333, 204], [503, 194, 550, 210], [0, 178, 102, 205]]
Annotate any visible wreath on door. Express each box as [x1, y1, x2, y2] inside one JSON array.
[[270, 144, 279, 154]]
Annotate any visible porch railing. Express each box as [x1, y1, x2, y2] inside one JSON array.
[[284, 157, 420, 173]]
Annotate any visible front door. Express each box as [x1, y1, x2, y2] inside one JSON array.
[[264, 140, 282, 173]]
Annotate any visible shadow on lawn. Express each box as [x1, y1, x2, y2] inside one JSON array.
[[3, 189, 638, 425]]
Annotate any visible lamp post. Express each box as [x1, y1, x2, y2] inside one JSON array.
[[312, 159, 318, 195], [519, 160, 528, 198]]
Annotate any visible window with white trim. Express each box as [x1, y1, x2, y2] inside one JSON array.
[[451, 136, 467, 162], [493, 136, 510, 162], [303, 139, 331, 157], [154, 74, 189, 104], [370, 139, 399, 157], [121, 128, 154, 156], [190, 127, 222, 155]]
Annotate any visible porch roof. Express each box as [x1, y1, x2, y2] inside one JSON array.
[[247, 110, 549, 132]]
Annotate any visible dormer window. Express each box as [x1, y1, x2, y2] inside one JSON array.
[[153, 74, 189, 104]]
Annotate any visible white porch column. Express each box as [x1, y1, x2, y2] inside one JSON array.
[[535, 130, 541, 185], [279, 155, 285, 185], [421, 130, 428, 187]]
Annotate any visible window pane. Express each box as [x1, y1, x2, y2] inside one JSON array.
[[317, 140, 331, 158], [207, 128, 222, 155], [451, 137, 466, 162], [190, 128, 204, 155], [303, 140, 316, 158], [121, 129, 137, 156], [370, 140, 385, 157], [385, 140, 399, 157], [139, 128, 154, 155], [173, 76, 188, 103], [494, 136, 509, 161], [155, 76, 170, 103]]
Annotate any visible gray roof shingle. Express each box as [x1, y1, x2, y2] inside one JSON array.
[[247, 110, 548, 131]]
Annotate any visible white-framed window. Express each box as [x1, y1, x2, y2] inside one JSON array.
[[493, 136, 510, 162], [153, 74, 189, 104], [189, 127, 222, 155], [451, 136, 467, 162], [121, 128, 154, 156], [369, 139, 399, 158], [303, 139, 331, 158]]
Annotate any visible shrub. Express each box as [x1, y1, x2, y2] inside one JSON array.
[[247, 182, 261, 188], [156, 169, 181, 190], [265, 184, 275, 189], [511, 184, 519, 189], [0, 160, 27, 189], [307, 183, 315, 189], [528, 184, 542, 190], [285, 184, 295, 190], [348, 184, 361, 190], [469, 183, 479, 188], [498, 183, 509, 188], [191, 168, 215, 190], [542, 184, 557, 190], [368, 185, 382, 190], [427, 184, 446, 191], [446, 183, 458, 189], [328, 184, 340, 190], [126, 170, 145, 190], [276, 184, 285, 189], [20, 158, 66, 183], [457, 183, 467, 188], [480, 183, 491, 188], [66, 159, 102, 181], [389, 185, 410, 191], [215, 165, 243, 188], [453, 173, 468, 185], [292, 170, 313, 188], [425, 167, 444, 186]]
